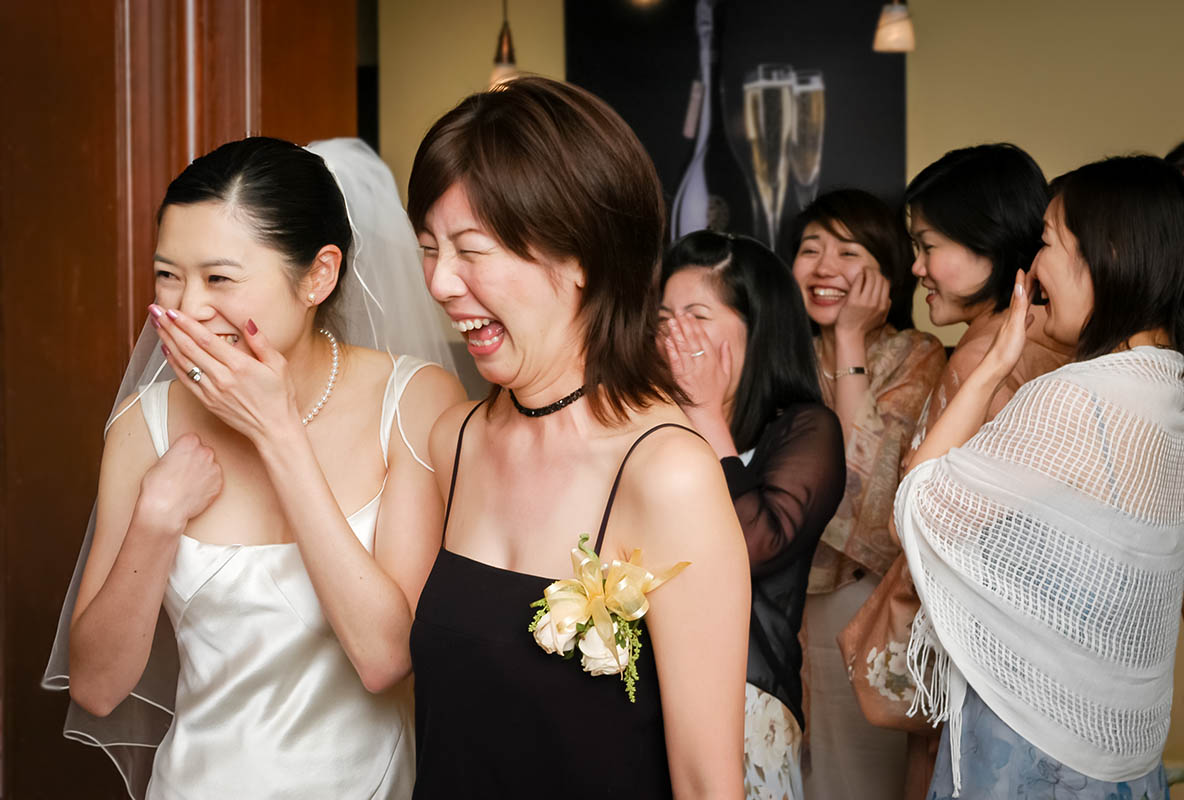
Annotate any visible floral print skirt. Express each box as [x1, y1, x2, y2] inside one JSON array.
[[744, 683, 804, 800], [929, 686, 1169, 800]]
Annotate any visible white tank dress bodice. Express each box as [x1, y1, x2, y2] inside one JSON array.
[[141, 356, 429, 800]]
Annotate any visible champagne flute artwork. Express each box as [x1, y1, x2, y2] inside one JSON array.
[[789, 69, 825, 210], [742, 64, 795, 250]]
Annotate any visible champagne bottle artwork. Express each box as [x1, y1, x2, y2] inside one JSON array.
[[736, 63, 826, 252], [743, 64, 795, 250], [670, 0, 741, 238], [790, 69, 826, 210]]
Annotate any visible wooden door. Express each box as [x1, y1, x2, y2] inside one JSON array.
[[0, 1, 355, 796]]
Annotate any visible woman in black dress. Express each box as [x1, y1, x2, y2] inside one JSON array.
[[406, 78, 750, 798], [658, 231, 845, 799]]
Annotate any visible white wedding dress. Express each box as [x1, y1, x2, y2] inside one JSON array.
[[139, 357, 425, 800]]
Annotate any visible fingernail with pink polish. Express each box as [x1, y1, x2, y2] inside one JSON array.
[[148, 304, 164, 319], [165, 309, 179, 320], [151, 316, 161, 329], [246, 318, 258, 335], [161, 344, 171, 357]]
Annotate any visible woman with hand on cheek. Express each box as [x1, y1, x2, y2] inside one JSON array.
[[49, 137, 464, 799], [897, 155, 1184, 800], [789, 189, 946, 800], [658, 231, 845, 800]]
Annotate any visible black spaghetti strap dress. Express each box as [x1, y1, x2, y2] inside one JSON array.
[[409, 405, 697, 799]]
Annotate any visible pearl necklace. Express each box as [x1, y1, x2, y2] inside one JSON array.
[[301, 329, 339, 426]]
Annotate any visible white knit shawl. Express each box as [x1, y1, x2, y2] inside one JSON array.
[[896, 347, 1184, 793]]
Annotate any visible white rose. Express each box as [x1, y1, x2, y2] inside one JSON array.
[[532, 612, 578, 655], [578, 623, 630, 676]]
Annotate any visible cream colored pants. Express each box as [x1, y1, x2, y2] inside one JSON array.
[[802, 575, 907, 800]]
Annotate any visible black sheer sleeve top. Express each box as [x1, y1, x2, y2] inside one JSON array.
[[719, 402, 845, 729]]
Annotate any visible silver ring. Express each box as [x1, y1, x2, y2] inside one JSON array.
[[689, 350, 706, 358], [186, 366, 204, 383]]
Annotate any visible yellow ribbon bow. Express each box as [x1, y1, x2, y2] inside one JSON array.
[[542, 534, 690, 672]]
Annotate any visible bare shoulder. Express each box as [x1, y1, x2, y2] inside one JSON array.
[[103, 390, 159, 462], [947, 321, 997, 381], [621, 423, 723, 496], [341, 345, 400, 386], [614, 421, 735, 543], [394, 361, 467, 469], [428, 400, 483, 482], [595, 418, 744, 582], [401, 362, 467, 414], [95, 389, 160, 504]]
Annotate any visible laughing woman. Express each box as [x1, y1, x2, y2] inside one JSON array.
[[898, 156, 1184, 799], [51, 138, 464, 799], [407, 78, 749, 799], [788, 189, 946, 800]]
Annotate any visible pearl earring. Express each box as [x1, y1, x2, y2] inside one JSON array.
[[308, 293, 316, 303]]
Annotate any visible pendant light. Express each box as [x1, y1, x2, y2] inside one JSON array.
[[490, 0, 517, 88], [873, 1, 916, 52]]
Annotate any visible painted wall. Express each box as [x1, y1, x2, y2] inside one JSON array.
[[377, 0, 565, 199], [906, 0, 1184, 344]]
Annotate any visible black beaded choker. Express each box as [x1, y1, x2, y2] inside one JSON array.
[[509, 386, 586, 417]]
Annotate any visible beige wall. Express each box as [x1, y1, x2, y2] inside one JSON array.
[[907, 0, 1184, 344], [378, 0, 565, 200]]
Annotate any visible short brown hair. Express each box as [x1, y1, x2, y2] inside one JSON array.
[[407, 76, 681, 422]]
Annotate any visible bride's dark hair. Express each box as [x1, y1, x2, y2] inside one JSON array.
[[158, 136, 352, 332]]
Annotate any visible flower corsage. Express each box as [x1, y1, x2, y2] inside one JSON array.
[[528, 534, 689, 702]]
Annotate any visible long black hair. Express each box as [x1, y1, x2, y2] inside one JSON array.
[[660, 231, 822, 453], [905, 143, 1048, 312], [159, 136, 352, 332], [1051, 155, 1184, 360]]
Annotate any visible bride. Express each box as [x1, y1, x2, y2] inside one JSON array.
[[44, 137, 464, 798]]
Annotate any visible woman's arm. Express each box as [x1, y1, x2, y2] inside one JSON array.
[[830, 268, 891, 442], [725, 406, 846, 571], [155, 310, 465, 692], [617, 431, 749, 800], [908, 275, 1031, 472], [252, 366, 464, 693], [821, 330, 946, 576], [69, 401, 222, 716]]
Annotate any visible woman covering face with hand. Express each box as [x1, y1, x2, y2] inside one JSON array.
[[787, 189, 946, 800], [406, 78, 750, 800], [897, 156, 1184, 800], [658, 231, 845, 800], [45, 137, 465, 799]]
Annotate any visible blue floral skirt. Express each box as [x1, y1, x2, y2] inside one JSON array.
[[929, 686, 1169, 800]]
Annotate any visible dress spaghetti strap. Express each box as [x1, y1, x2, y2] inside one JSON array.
[[592, 423, 702, 555], [441, 402, 485, 538]]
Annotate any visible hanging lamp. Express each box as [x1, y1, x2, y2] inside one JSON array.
[[490, 0, 517, 87], [873, 1, 916, 52]]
